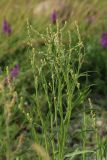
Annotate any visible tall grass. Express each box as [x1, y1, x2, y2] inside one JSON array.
[[26, 21, 90, 159]]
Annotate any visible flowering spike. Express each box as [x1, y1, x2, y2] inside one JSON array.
[[10, 64, 20, 79], [100, 32, 107, 48], [51, 10, 57, 24], [2, 19, 12, 35]]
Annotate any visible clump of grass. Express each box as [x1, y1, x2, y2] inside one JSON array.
[[27, 21, 90, 159], [0, 67, 23, 160], [88, 98, 107, 160]]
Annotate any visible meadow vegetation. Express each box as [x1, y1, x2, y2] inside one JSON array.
[[0, 0, 107, 159]]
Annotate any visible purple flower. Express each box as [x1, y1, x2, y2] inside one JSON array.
[[2, 19, 12, 35], [51, 10, 57, 24], [10, 64, 20, 79], [4, 64, 19, 85], [100, 32, 107, 48]]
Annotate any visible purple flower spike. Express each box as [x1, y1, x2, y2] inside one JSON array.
[[10, 64, 19, 79], [2, 19, 12, 35], [51, 10, 57, 24], [100, 32, 107, 48]]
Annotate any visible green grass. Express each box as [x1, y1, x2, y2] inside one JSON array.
[[0, 0, 107, 159]]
